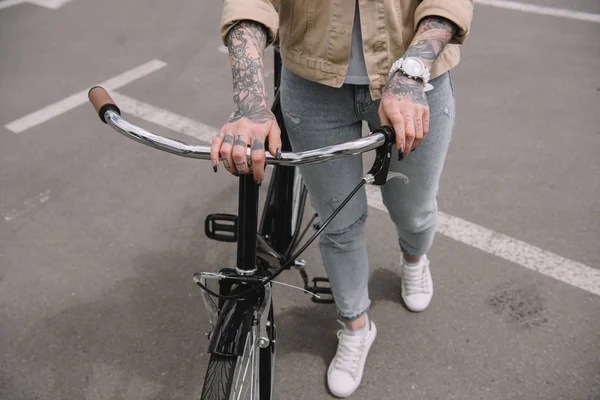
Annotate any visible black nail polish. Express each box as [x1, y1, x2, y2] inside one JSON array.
[[255, 180, 262, 186], [398, 148, 404, 161], [276, 148, 282, 159], [212, 160, 218, 172]]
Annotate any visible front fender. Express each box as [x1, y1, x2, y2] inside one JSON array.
[[208, 289, 260, 356]]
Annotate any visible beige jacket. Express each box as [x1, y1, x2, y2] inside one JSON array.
[[221, 0, 474, 99]]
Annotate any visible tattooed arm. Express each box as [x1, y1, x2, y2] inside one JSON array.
[[211, 21, 281, 183], [379, 17, 457, 159]]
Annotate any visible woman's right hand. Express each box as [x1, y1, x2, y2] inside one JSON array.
[[211, 105, 282, 184], [214, 20, 279, 183]]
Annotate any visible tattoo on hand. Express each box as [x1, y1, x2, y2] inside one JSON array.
[[251, 138, 264, 151], [226, 21, 274, 124], [234, 135, 247, 148], [234, 161, 247, 172], [384, 75, 427, 106], [228, 95, 275, 124], [222, 159, 231, 169], [223, 135, 234, 144]]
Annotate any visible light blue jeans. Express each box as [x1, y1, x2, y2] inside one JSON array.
[[280, 66, 456, 320]]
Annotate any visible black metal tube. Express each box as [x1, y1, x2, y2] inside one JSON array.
[[274, 45, 282, 92], [285, 180, 366, 265], [236, 174, 259, 272]]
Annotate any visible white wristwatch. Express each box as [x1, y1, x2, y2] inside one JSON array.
[[389, 56, 431, 86]]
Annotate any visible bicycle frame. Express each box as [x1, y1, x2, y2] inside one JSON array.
[[87, 45, 401, 399]]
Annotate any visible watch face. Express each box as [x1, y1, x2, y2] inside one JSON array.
[[402, 58, 424, 76]]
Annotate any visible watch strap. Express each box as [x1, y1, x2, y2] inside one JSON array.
[[388, 57, 430, 85]]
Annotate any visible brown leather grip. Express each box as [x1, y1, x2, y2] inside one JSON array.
[[88, 86, 120, 123]]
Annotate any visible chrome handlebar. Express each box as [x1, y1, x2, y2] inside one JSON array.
[[102, 109, 387, 166]]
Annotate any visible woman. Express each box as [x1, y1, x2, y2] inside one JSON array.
[[211, 0, 474, 397]]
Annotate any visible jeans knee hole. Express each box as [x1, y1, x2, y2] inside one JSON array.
[[320, 213, 367, 249], [325, 197, 341, 209]]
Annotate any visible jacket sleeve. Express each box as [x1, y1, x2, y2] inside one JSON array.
[[221, 0, 279, 46], [414, 0, 474, 44]]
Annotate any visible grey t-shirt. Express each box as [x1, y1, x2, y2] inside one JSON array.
[[344, 1, 370, 85]]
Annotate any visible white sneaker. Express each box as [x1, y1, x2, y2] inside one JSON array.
[[327, 320, 377, 398], [401, 255, 433, 312]]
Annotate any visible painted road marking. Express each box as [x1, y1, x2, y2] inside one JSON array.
[[5, 60, 167, 134], [28, 0, 74, 8], [3, 190, 51, 221], [110, 93, 216, 144], [0, 0, 25, 10], [477, 0, 600, 23], [366, 186, 600, 296], [0, 0, 75, 10], [108, 99, 599, 296]]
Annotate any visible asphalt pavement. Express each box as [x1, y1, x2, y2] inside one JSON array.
[[0, 1, 599, 399]]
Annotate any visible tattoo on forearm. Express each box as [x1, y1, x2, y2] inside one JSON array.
[[226, 21, 275, 124], [384, 16, 456, 104], [384, 76, 428, 105], [403, 17, 457, 69], [251, 138, 264, 151]]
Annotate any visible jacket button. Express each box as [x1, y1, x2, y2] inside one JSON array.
[[373, 41, 385, 51]]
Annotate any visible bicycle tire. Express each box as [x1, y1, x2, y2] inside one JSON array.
[[201, 328, 258, 400], [200, 310, 275, 400], [200, 355, 237, 400]]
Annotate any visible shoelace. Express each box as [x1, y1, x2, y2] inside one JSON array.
[[403, 263, 428, 296], [333, 329, 365, 376]]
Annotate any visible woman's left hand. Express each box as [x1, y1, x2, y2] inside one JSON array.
[[378, 72, 430, 160]]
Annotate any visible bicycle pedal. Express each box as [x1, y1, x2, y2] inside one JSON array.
[[310, 277, 335, 304], [205, 214, 238, 242]]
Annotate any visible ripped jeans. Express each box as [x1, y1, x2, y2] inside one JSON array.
[[279, 66, 455, 320]]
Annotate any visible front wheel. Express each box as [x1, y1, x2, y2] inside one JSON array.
[[200, 313, 275, 400]]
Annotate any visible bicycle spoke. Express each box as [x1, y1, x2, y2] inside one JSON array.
[[231, 326, 259, 400]]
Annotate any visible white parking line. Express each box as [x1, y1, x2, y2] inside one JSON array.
[[110, 93, 216, 143], [366, 186, 600, 296], [477, 0, 600, 23], [28, 0, 74, 9], [4, 60, 167, 133], [0, 0, 74, 10], [0, 0, 24, 10], [107, 99, 599, 296]]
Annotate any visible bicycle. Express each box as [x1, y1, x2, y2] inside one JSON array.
[[87, 50, 407, 400]]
